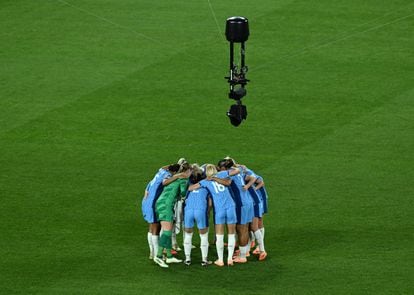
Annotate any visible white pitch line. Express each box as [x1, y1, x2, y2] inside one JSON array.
[[56, 0, 222, 69], [251, 10, 414, 72], [207, 0, 226, 43], [56, 0, 164, 45]]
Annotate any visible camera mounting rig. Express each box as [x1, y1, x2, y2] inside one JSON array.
[[225, 16, 250, 127]]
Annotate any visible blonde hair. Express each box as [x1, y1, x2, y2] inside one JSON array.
[[205, 164, 217, 178], [177, 158, 187, 165]]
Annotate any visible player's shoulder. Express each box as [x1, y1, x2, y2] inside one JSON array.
[[216, 170, 229, 178]]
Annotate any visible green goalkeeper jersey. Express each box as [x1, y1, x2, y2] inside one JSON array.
[[155, 178, 188, 222]]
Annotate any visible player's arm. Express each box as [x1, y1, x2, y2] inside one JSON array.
[[162, 175, 179, 186], [227, 167, 242, 176], [243, 175, 257, 191], [254, 179, 264, 190], [162, 171, 190, 186], [188, 183, 201, 191], [211, 176, 231, 186]]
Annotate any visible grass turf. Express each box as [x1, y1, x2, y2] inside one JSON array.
[[0, 0, 413, 294]]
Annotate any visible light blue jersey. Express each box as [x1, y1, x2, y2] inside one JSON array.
[[185, 187, 209, 210], [199, 180, 234, 210], [141, 168, 171, 223], [229, 169, 253, 207], [254, 174, 268, 214], [199, 172, 236, 225], [245, 168, 263, 217], [184, 188, 210, 229], [227, 168, 254, 224]]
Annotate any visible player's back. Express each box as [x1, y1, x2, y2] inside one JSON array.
[[147, 168, 171, 198], [185, 187, 209, 210], [199, 179, 234, 209], [157, 178, 188, 209], [229, 169, 253, 206]]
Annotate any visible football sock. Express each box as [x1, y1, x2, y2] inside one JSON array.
[[172, 230, 177, 248], [164, 230, 173, 258], [200, 233, 209, 261], [260, 227, 265, 239], [147, 232, 153, 254], [246, 231, 254, 253], [254, 229, 265, 252], [227, 234, 236, 261], [151, 235, 159, 257], [216, 234, 224, 262], [250, 231, 255, 243], [239, 245, 247, 259], [184, 232, 193, 260], [157, 234, 165, 258]]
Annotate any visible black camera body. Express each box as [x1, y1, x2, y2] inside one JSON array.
[[225, 16, 250, 126]]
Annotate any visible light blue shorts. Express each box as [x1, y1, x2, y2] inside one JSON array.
[[142, 196, 157, 223], [236, 202, 254, 225], [214, 206, 237, 225], [258, 187, 268, 214], [184, 208, 209, 229], [254, 201, 264, 218]]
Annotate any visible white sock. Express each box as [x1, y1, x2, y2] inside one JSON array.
[[260, 227, 265, 239], [250, 231, 255, 242], [254, 229, 265, 252], [184, 232, 193, 261], [200, 233, 209, 261], [215, 234, 224, 262], [246, 231, 254, 253], [151, 235, 159, 256], [227, 234, 236, 261], [239, 245, 247, 258], [147, 232, 153, 255], [172, 230, 177, 248]]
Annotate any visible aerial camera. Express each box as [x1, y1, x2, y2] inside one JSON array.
[[225, 16, 249, 127]]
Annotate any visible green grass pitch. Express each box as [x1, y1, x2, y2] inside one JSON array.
[[0, 0, 413, 294]]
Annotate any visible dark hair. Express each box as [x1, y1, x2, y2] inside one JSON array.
[[189, 171, 204, 184], [168, 164, 181, 173], [217, 159, 233, 169], [179, 162, 191, 173]]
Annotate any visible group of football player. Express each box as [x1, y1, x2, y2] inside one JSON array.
[[141, 157, 268, 268]]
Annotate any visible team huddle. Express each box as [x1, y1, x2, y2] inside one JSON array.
[[141, 157, 268, 268]]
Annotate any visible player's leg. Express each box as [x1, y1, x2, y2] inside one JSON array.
[[183, 228, 193, 265], [159, 221, 182, 264], [234, 205, 252, 263], [147, 224, 153, 259], [199, 227, 210, 266], [153, 221, 169, 268], [227, 223, 236, 265], [214, 222, 225, 266], [226, 206, 237, 265], [247, 218, 258, 256], [183, 209, 195, 265], [195, 209, 210, 266], [257, 216, 267, 260], [259, 217, 265, 238], [150, 222, 160, 258]]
